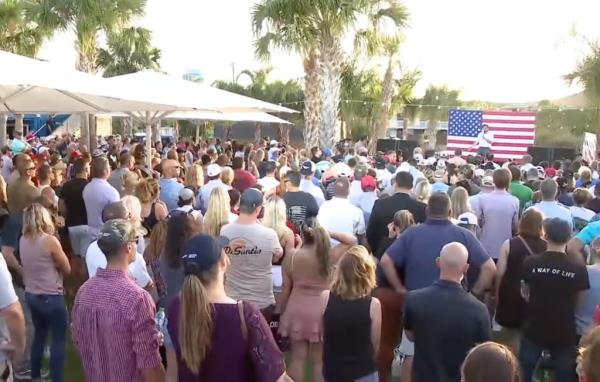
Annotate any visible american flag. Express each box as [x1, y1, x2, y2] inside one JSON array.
[[447, 109, 536, 160]]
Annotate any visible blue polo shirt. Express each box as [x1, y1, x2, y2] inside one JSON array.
[[576, 220, 600, 245], [386, 219, 490, 291]]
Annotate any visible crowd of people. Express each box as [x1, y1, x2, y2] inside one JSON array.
[[0, 131, 600, 381]]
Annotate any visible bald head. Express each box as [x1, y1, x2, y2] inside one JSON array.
[[161, 159, 181, 179], [334, 176, 350, 198], [437, 242, 469, 281]]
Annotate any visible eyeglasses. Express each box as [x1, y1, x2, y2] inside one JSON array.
[[26, 167, 36, 171]]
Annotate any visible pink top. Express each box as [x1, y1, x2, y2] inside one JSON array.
[[20, 234, 63, 295], [72, 268, 162, 382]]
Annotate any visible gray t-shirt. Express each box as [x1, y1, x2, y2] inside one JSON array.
[[220, 222, 282, 309], [576, 265, 600, 335], [0, 256, 18, 362], [108, 168, 130, 196]]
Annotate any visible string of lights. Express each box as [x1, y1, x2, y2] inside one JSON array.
[[275, 99, 600, 112]]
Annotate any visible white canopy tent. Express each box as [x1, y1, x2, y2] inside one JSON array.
[[105, 71, 297, 164]]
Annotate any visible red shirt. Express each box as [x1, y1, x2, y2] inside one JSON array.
[[233, 169, 257, 193]]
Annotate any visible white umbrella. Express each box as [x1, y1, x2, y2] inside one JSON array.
[[105, 71, 298, 114]]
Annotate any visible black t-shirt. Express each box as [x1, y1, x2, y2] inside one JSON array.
[[404, 280, 491, 382], [521, 251, 589, 347], [59, 178, 88, 227], [282, 191, 319, 228]]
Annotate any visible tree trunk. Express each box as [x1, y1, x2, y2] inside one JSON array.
[[254, 123, 262, 144], [424, 119, 438, 150], [303, 50, 321, 150], [89, 114, 97, 151], [370, 57, 395, 154], [0, 113, 7, 147], [224, 123, 232, 140], [318, 40, 344, 149], [402, 115, 409, 140], [76, 31, 99, 74], [80, 113, 90, 152], [280, 125, 290, 145], [124, 116, 134, 137], [14, 114, 23, 135]]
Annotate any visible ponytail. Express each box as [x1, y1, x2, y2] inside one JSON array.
[[179, 275, 214, 374], [312, 224, 331, 279]]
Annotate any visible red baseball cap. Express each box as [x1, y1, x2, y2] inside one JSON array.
[[70, 150, 82, 160], [545, 168, 556, 178], [361, 175, 377, 191]]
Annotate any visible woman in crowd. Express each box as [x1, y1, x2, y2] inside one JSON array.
[[278, 218, 330, 382], [159, 213, 202, 308], [571, 188, 596, 231], [578, 325, 600, 381], [413, 178, 431, 204], [121, 195, 148, 254], [143, 220, 168, 303], [122, 171, 140, 197], [221, 166, 234, 188], [136, 178, 168, 235], [262, 196, 296, 258], [575, 237, 600, 340], [203, 187, 232, 236], [185, 163, 204, 210], [166, 234, 287, 381], [495, 208, 547, 354], [323, 245, 381, 382], [20, 203, 71, 382], [451, 187, 473, 220], [461, 342, 520, 382], [247, 150, 260, 178], [372, 210, 415, 381]]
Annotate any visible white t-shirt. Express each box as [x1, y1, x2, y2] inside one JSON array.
[[317, 197, 366, 245], [476, 131, 494, 148], [0, 255, 17, 362], [570, 206, 596, 222], [86, 241, 152, 288], [257, 177, 280, 193]]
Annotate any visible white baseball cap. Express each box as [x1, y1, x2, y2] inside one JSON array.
[[207, 164, 222, 177]]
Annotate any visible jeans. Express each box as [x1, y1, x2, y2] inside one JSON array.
[[477, 146, 491, 157], [519, 336, 577, 382], [13, 286, 31, 374], [25, 293, 67, 382]]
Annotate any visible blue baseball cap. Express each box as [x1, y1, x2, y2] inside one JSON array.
[[322, 147, 332, 157], [182, 234, 230, 275]]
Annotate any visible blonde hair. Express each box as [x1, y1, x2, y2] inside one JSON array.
[[123, 171, 140, 195], [330, 245, 376, 299], [203, 187, 231, 236], [578, 325, 600, 381], [451, 187, 471, 219], [22, 203, 55, 238], [136, 178, 160, 204], [220, 167, 234, 186], [413, 178, 431, 203], [143, 220, 168, 263], [185, 164, 204, 190], [393, 210, 415, 234], [121, 195, 142, 223], [179, 262, 221, 374], [262, 197, 288, 241]]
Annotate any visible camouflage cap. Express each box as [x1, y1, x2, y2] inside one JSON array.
[[97, 219, 138, 255]]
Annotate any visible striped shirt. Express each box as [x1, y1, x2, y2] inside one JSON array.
[[72, 268, 161, 382]]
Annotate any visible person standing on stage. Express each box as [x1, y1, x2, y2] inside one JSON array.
[[470, 124, 494, 157]]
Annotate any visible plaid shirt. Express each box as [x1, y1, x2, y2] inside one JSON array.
[[72, 268, 161, 382]]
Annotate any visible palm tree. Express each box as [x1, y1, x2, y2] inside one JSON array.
[[564, 42, 600, 131], [419, 85, 462, 149], [252, 0, 321, 149], [340, 64, 382, 140], [97, 26, 161, 77]]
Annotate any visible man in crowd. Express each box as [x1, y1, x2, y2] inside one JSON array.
[[82, 156, 120, 237], [257, 161, 280, 194], [356, 175, 378, 223], [58, 158, 89, 258], [231, 156, 256, 193], [158, 159, 183, 212], [299, 160, 325, 206], [282, 170, 319, 229], [317, 177, 366, 245], [529, 178, 574, 231], [519, 218, 589, 381], [367, 171, 426, 252], [201, 163, 228, 212], [72, 219, 165, 382], [447, 149, 466, 166], [404, 242, 491, 381], [85, 202, 152, 289], [508, 165, 533, 211], [524, 167, 542, 191], [108, 152, 133, 196], [220, 188, 283, 317]]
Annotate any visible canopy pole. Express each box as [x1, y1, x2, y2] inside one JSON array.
[[145, 111, 152, 168], [195, 122, 200, 143], [0, 113, 7, 147]]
